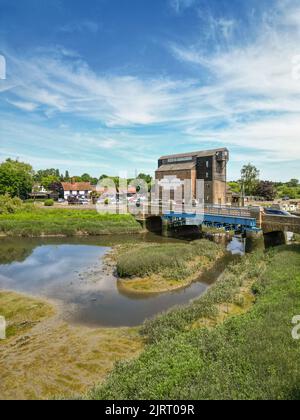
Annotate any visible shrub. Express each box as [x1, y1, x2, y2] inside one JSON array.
[[44, 199, 54, 207], [0, 194, 23, 214]]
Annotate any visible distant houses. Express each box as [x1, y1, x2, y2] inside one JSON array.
[[61, 182, 95, 200]]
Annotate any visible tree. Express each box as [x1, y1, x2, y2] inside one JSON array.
[[0, 159, 34, 199], [228, 181, 241, 194], [81, 173, 92, 182], [65, 170, 70, 181], [287, 179, 299, 188], [240, 164, 260, 196], [34, 168, 59, 182], [255, 181, 276, 201], [49, 181, 64, 199], [41, 175, 60, 190]]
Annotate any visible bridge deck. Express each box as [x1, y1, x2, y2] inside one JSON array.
[[135, 203, 300, 234]]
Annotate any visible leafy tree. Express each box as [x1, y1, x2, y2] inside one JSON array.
[[65, 170, 70, 181], [81, 173, 92, 182], [277, 186, 297, 199], [228, 181, 241, 194], [240, 164, 260, 196], [0, 159, 34, 199], [287, 179, 299, 188], [41, 175, 60, 190], [255, 181, 276, 201], [49, 181, 64, 199], [34, 168, 59, 182]]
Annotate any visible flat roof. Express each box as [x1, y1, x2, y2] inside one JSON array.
[[159, 148, 229, 160]]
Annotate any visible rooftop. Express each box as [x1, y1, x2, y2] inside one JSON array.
[[61, 182, 94, 191], [159, 148, 229, 161]]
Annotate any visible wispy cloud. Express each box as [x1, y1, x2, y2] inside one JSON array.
[[1, 0, 300, 178], [59, 20, 100, 34], [169, 0, 196, 14]]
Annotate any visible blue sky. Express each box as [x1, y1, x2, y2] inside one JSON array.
[[0, 0, 300, 180]]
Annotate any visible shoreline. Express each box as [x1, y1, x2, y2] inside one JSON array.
[[0, 289, 143, 400]]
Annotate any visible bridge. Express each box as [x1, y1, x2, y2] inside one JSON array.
[[134, 203, 300, 242]]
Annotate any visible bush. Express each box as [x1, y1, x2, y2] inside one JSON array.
[[44, 199, 54, 207], [0, 194, 23, 214]]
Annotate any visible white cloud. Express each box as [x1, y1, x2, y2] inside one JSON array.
[[1, 0, 300, 176], [169, 0, 196, 14], [7, 100, 38, 111]]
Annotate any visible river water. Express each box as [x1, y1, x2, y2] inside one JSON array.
[[0, 235, 240, 327]]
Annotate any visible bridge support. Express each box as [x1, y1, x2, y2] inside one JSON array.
[[245, 230, 265, 253], [264, 231, 287, 248]]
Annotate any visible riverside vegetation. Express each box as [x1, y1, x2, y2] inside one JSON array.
[[87, 244, 300, 400], [0, 195, 141, 236], [115, 240, 224, 293], [0, 290, 143, 400]]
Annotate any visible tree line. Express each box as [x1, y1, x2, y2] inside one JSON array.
[[0, 159, 153, 199], [229, 163, 300, 200], [0, 158, 299, 201]]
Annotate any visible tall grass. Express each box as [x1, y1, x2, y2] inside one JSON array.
[[0, 208, 142, 236], [117, 240, 223, 280], [87, 245, 300, 400]]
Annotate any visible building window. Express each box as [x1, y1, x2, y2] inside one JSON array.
[[206, 161, 209, 168], [166, 156, 193, 164], [206, 172, 209, 178]]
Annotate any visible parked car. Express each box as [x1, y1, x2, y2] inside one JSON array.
[[264, 208, 293, 216]]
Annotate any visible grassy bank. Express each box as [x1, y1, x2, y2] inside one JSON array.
[[0, 208, 142, 237], [87, 244, 300, 400], [115, 240, 224, 294], [0, 291, 143, 400]]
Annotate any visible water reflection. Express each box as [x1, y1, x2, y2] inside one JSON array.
[[0, 236, 236, 328], [227, 236, 246, 256]]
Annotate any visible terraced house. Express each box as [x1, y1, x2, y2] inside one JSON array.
[[155, 148, 229, 205]]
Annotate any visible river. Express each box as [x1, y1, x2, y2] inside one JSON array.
[[0, 234, 242, 327]]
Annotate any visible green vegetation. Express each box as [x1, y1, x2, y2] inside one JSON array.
[[87, 245, 300, 400], [116, 240, 224, 293], [0, 159, 34, 199], [0, 291, 54, 340], [0, 290, 143, 400], [44, 199, 54, 207], [0, 194, 26, 214], [117, 240, 222, 279], [240, 163, 260, 196], [0, 208, 142, 237], [229, 167, 300, 200]]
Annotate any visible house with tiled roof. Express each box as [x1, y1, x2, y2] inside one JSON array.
[[61, 182, 95, 200]]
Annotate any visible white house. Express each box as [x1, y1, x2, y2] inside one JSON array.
[[61, 182, 95, 200]]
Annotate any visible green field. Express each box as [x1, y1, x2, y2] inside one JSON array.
[[87, 244, 300, 400], [0, 208, 142, 236]]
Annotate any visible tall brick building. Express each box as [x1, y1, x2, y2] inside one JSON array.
[[155, 148, 229, 205]]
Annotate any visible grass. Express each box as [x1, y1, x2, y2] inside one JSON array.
[[0, 290, 143, 400], [87, 244, 300, 400], [0, 290, 54, 340], [115, 240, 224, 293], [0, 207, 142, 237]]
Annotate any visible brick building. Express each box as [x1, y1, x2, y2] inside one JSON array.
[[155, 148, 229, 205]]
